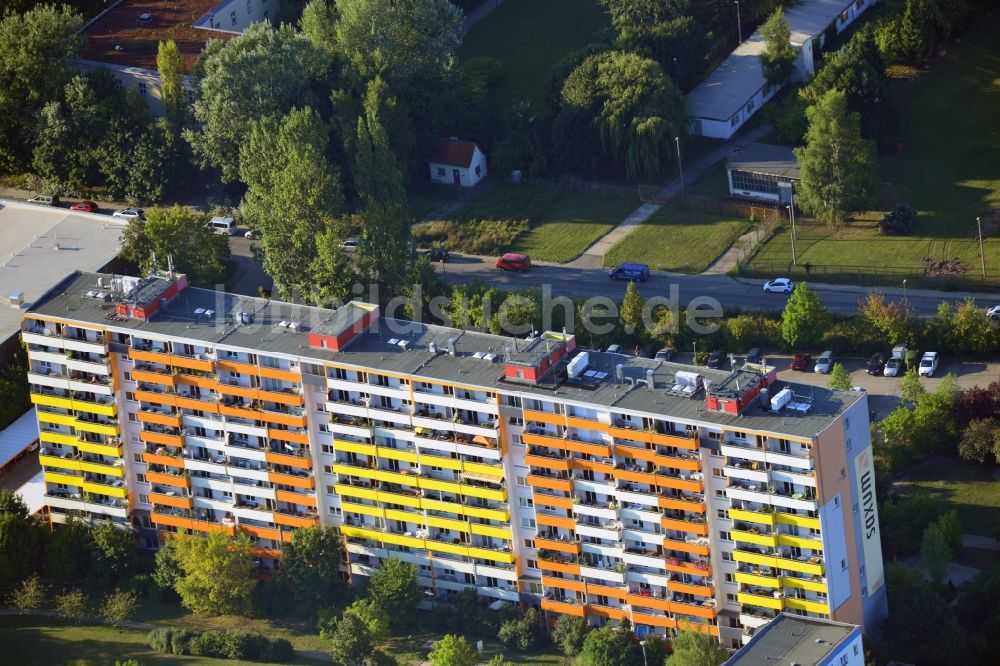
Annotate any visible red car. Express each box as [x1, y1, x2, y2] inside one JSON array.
[[70, 201, 98, 213], [790, 353, 812, 371], [496, 253, 531, 272]]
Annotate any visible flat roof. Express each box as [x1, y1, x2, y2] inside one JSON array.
[[727, 614, 859, 666], [27, 272, 863, 439], [80, 0, 232, 73], [687, 0, 859, 121], [0, 407, 39, 469], [0, 201, 127, 347], [727, 143, 801, 180]]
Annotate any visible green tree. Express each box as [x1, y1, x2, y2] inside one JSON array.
[[955, 568, 1000, 664], [91, 522, 136, 590], [239, 106, 347, 300], [857, 293, 915, 346], [0, 511, 41, 592], [794, 88, 877, 225], [936, 510, 963, 555], [333, 0, 462, 81], [900, 368, 925, 406], [341, 597, 390, 640], [54, 589, 90, 623], [879, 492, 941, 560], [156, 40, 186, 125], [367, 558, 421, 632], [172, 533, 257, 616], [580, 623, 643, 666], [912, 375, 958, 454], [98, 115, 177, 204], [941, 299, 997, 356], [621, 282, 645, 338], [760, 9, 797, 83], [119, 205, 229, 287], [102, 589, 139, 629], [152, 539, 182, 593], [8, 575, 46, 613], [780, 283, 831, 348], [281, 526, 344, 616], [878, 563, 965, 664], [45, 517, 94, 584], [665, 630, 730, 666], [557, 51, 686, 180], [0, 489, 29, 520], [186, 22, 328, 182], [429, 634, 478, 666], [921, 523, 951, 585], [958, 418, 1000, 464], [0, 4, 83, 171], [552, 614, 589, 656], [898, 0, 945, 64], [498, 608, 546, 653], [0, 354, 30, 431], [328, 611, 375, 666], [300, 0, 339, 56], [489, 291, 542, 336], [828, 363, 852, 391]]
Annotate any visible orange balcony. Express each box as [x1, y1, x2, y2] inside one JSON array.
[[670, 580, 713, 597], [140, 430, 184, 448], [274, 511, 318, 529], [258, 388, 304, 407], [571, 458, 614, 475], [129, 349, 169, 365], [562, 439, 611, 458], [263, 411, 307, 428], [177, 374, 219, 390], [525, 453, 570, 472], [663, 537, 710, 557], [146, 470, 189, 488], [654, 453, 701, 471], [609, 426, 650, 443], [217, 383, 259, 401], [586, 583, 627, 600], [665, 560, 712, 578], [132, 369, 176, 387], [626, 594, 671, 612], [631, 611, 676, 629], [527, 474, 572, 493], [656, 476, 703, 494], [614, 468, 657, 485], [151, 511, 235, 536], [670, 600, 718, 620], [650, 432, 699, 450], [542, 576, 584, 593], [275, 489, 317, 507], [142, 451, 184, 469], [677, 621, 719, 637], [175, 395, 219, 413], [523, 410, 565, 426], [532, 491, 574, 510], [522, 431, 567, 449], [268, 471, 314, 489], [240, 524, 281, 541], [134, 389, 177, 407], [268, 428, 310, 445], [566, 415, 608, 432], [535, 537, 580, 554], [658, 496, 706, 513], [540, 599, 585, 617], [220, 403, 260, 420], [168, 355, 215, 373], [536, 513, 575, 530], [661, 516, 709, 536], [587, 604, 626, 620], [265, 450, 311, 469], [254, 547, 283, 559], [258, 366, 301, 383], [149, 491, 193, 509], [538, 559, 580, 575], [138, 410, 181, 429]]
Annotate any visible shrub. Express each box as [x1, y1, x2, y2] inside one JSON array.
[[147, 627, 197, 655], [879, 203, 916, 235], [171, 628, 294, 662], [498, 608, 546, 653], [412, 218, 528, 256]]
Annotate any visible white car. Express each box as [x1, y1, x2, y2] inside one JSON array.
[[340, 237, 359, 252], [988, 305, 1000, 321], [918, 352, 939, 377], [883, 357, 904, 377], [763, 278, 794, 293], [112, 208, 144, 220], [814, 350, 835, 374], [245, 229, 260, 239]]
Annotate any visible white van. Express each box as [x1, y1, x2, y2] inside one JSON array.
[[209, 216, 237, 236]]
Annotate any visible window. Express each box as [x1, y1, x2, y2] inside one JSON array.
[[114, 78, 123, 89], [127, 413, 138, 422], [138, 81, 147, 97], [518, 497, 534, 508], [840, 467, 846, 479], [719, 531, 730, 541], [231, 10, 237, 25], [326, 485, 335, 495], [854, 644, 859, 656], [322, 444, 333, 454], [436, 167, 446, 176], [521, 518, 536, 529], [834, 496, 841, 508], [123, 371, 132, 382], [527, 559, 537, 569], [125, 392, 136, 402], [841, 559, 847, 570], [840, 10, 850, 23], [247, 0, 252, 13], [846, 437, 852, 450], [721, 551, 733, 561], [726, 593, 737, 602], [715, 489, 724, 498], [730, 115, 739, 127], [717, 509, 728, 519], [138, 494, 148, 504], [475, 165, 482, 177], [516, 476, 527, 487], [524, 539, 535, 548], [323, 465, 333, 474], [136, 474, 146, 483], [511, 434, 521, 445], [712, 468, 723, 477], [133, 453, 142, 463], [528, 582, 543, 595], [724, 573, 734, 583], [839, 655, 848, 666]]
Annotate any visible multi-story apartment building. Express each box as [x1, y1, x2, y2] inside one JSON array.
[[22, 271, 888, 648]]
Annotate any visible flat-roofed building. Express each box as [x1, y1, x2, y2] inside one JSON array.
[[725, 613, 863, 665], [726, 143, 801, 203]]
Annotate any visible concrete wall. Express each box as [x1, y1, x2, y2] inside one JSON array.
[[194, 0, 279, 34]]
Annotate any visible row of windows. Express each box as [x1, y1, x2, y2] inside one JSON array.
[[730, 169, 796, 196]]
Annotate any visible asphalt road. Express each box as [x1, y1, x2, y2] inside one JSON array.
[[433, 254, 997, 317]]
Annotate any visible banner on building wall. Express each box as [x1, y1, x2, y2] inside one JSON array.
[[854, 447, 884, 595]]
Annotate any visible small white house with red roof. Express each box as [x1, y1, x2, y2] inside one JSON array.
[[428, 137, 487, 187]]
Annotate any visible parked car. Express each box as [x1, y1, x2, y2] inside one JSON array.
[[883, 344, 907, 377], [28, 194, 59, 206], [606, 344, 622, 354], [866, 353, 886, 375], [918, 351, 939, 377], [70, 200, 98, 213], [608, 262, 650, 282], [112, 208, 144, 220], [763, 278, 793, 293], [790, 353, 812, 371], [745, 348, 763, 364], [814, 350, 835, 374], [496, 252, 531, 272], [244, 229, 260, 239], [654, 348, 675, 362], [988, 305, 1000, 321], [707, 351, 725, 369], [340, 237, 359, 252]]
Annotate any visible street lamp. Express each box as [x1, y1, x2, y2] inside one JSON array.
[[734, 0, 743, 44], [786, 189, 797, 266], [674, 136, 684, 196], [640, 640, 648, 666], [977, 216, 987, 278], [902, 279, 907, 305]]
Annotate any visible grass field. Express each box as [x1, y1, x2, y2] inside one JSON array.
[[0, 616, 322, 666], [895, 459, 1000, 537], [748, 14, 1000, 285], [381, 633, 565, 666], [457, 0, 611, 110], [603, 205, 750, 273], [437, 184, 636, 262]]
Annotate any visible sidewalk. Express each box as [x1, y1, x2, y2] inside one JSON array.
[[567, 124, 773, 269]]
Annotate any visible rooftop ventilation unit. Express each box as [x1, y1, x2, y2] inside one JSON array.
[[288, 322, 300, 332], [397, 339, 410, 350], [428, 342, 438, 354], [239, 312, 253, 325], [567, 352, 589, 379], [645, 368, 655, 389], [8, 291, 24, 307], [447, 338, 457, 356], [615, 364, 624, 383]]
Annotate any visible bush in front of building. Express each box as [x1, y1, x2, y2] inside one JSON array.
[[147, 627, 293, 662]]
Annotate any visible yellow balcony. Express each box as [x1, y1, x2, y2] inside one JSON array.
[[468, 546, 515, 563], [425, 539, 469, 557], [728, 508, 776, 526], [425, 514, 470, 533], [372, 469, 420, 487], [776, 512, 821, 530], [333, 440, 376, 456], [35, 411, 77, 428], [464, 461, 503, 477], [335, 483, 378, 501], [732, 550, 777, 569], [71, 397, 117, 417], [74, 420, 119, 436], [383, 507, 423, 525], [83, 480, 127, 499], [777, 557, 825, 576], [783, 596, 829, 615], [80, 460, 125, 477], [39, 430, 78, 447], [419, 452, 463, 470], [379, 488, 422, 508], [340, 501, 384, 518], [778, 534, 824, 550], [31, 392, 74, 411], [737, 592, 783, 611], [463, 504, 509, 522], [378, 447, 418, 464], [783, 577, 828, 593], [333, 463, 378, 481], [75, 440, 122, 457], [39, 454, 81, 472], [731, 529, 778, 548], [44, 471, 84, 487], [734, 572, 780, 588], [470, 523, 511, 539]]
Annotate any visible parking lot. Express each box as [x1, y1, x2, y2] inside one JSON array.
[[227, 228, 273, 296]]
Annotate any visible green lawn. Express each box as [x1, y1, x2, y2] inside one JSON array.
[[747, 14, 1000, 286], [407, 181, 467, 222], [0, 616, 322, 666], [687, 162, 731, 200], [894, 459, 1000, 537], [381, 633, 565, 666], [436, 184, 636, 262], [457, 0, 611, 110], [603, 205, 751, 273]]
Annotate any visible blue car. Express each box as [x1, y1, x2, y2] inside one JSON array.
[[608, 263, 650, 282]]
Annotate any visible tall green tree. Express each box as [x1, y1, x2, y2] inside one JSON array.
[[557, 51, 686, 180], [780, 283, 830, 348], [760, 9, 797, 83], [794, 89, 877, 224], [186, 22, 329, 182], [119, 205, 229, 287], [299, 0, 339, 56], [552, 614, 589, 656], [45, 517, 94, 584], [328, 611, 375, 666], [579, 623, 643, 666], [429, 634, 478, 666], [367, 558, 421, 632], [900, 368, 925, 406], [921, 523, 951, 585], [878, 563, 965, 664], [280, 526, 344, 616], [156, 40, 186, 125], [239, 106, 347, 300], [90, 521, 136, 590], [666, 630, 730, 666], [828, 363, 852, 391], [0, 491, 41, 592], [0, 4, 83, 171], [958, 418, 1000, 464], [172, 533, 257, 616], [621, 282, 645, 338], [898, 0, 946, 64], [0, 353, 30, 431]]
